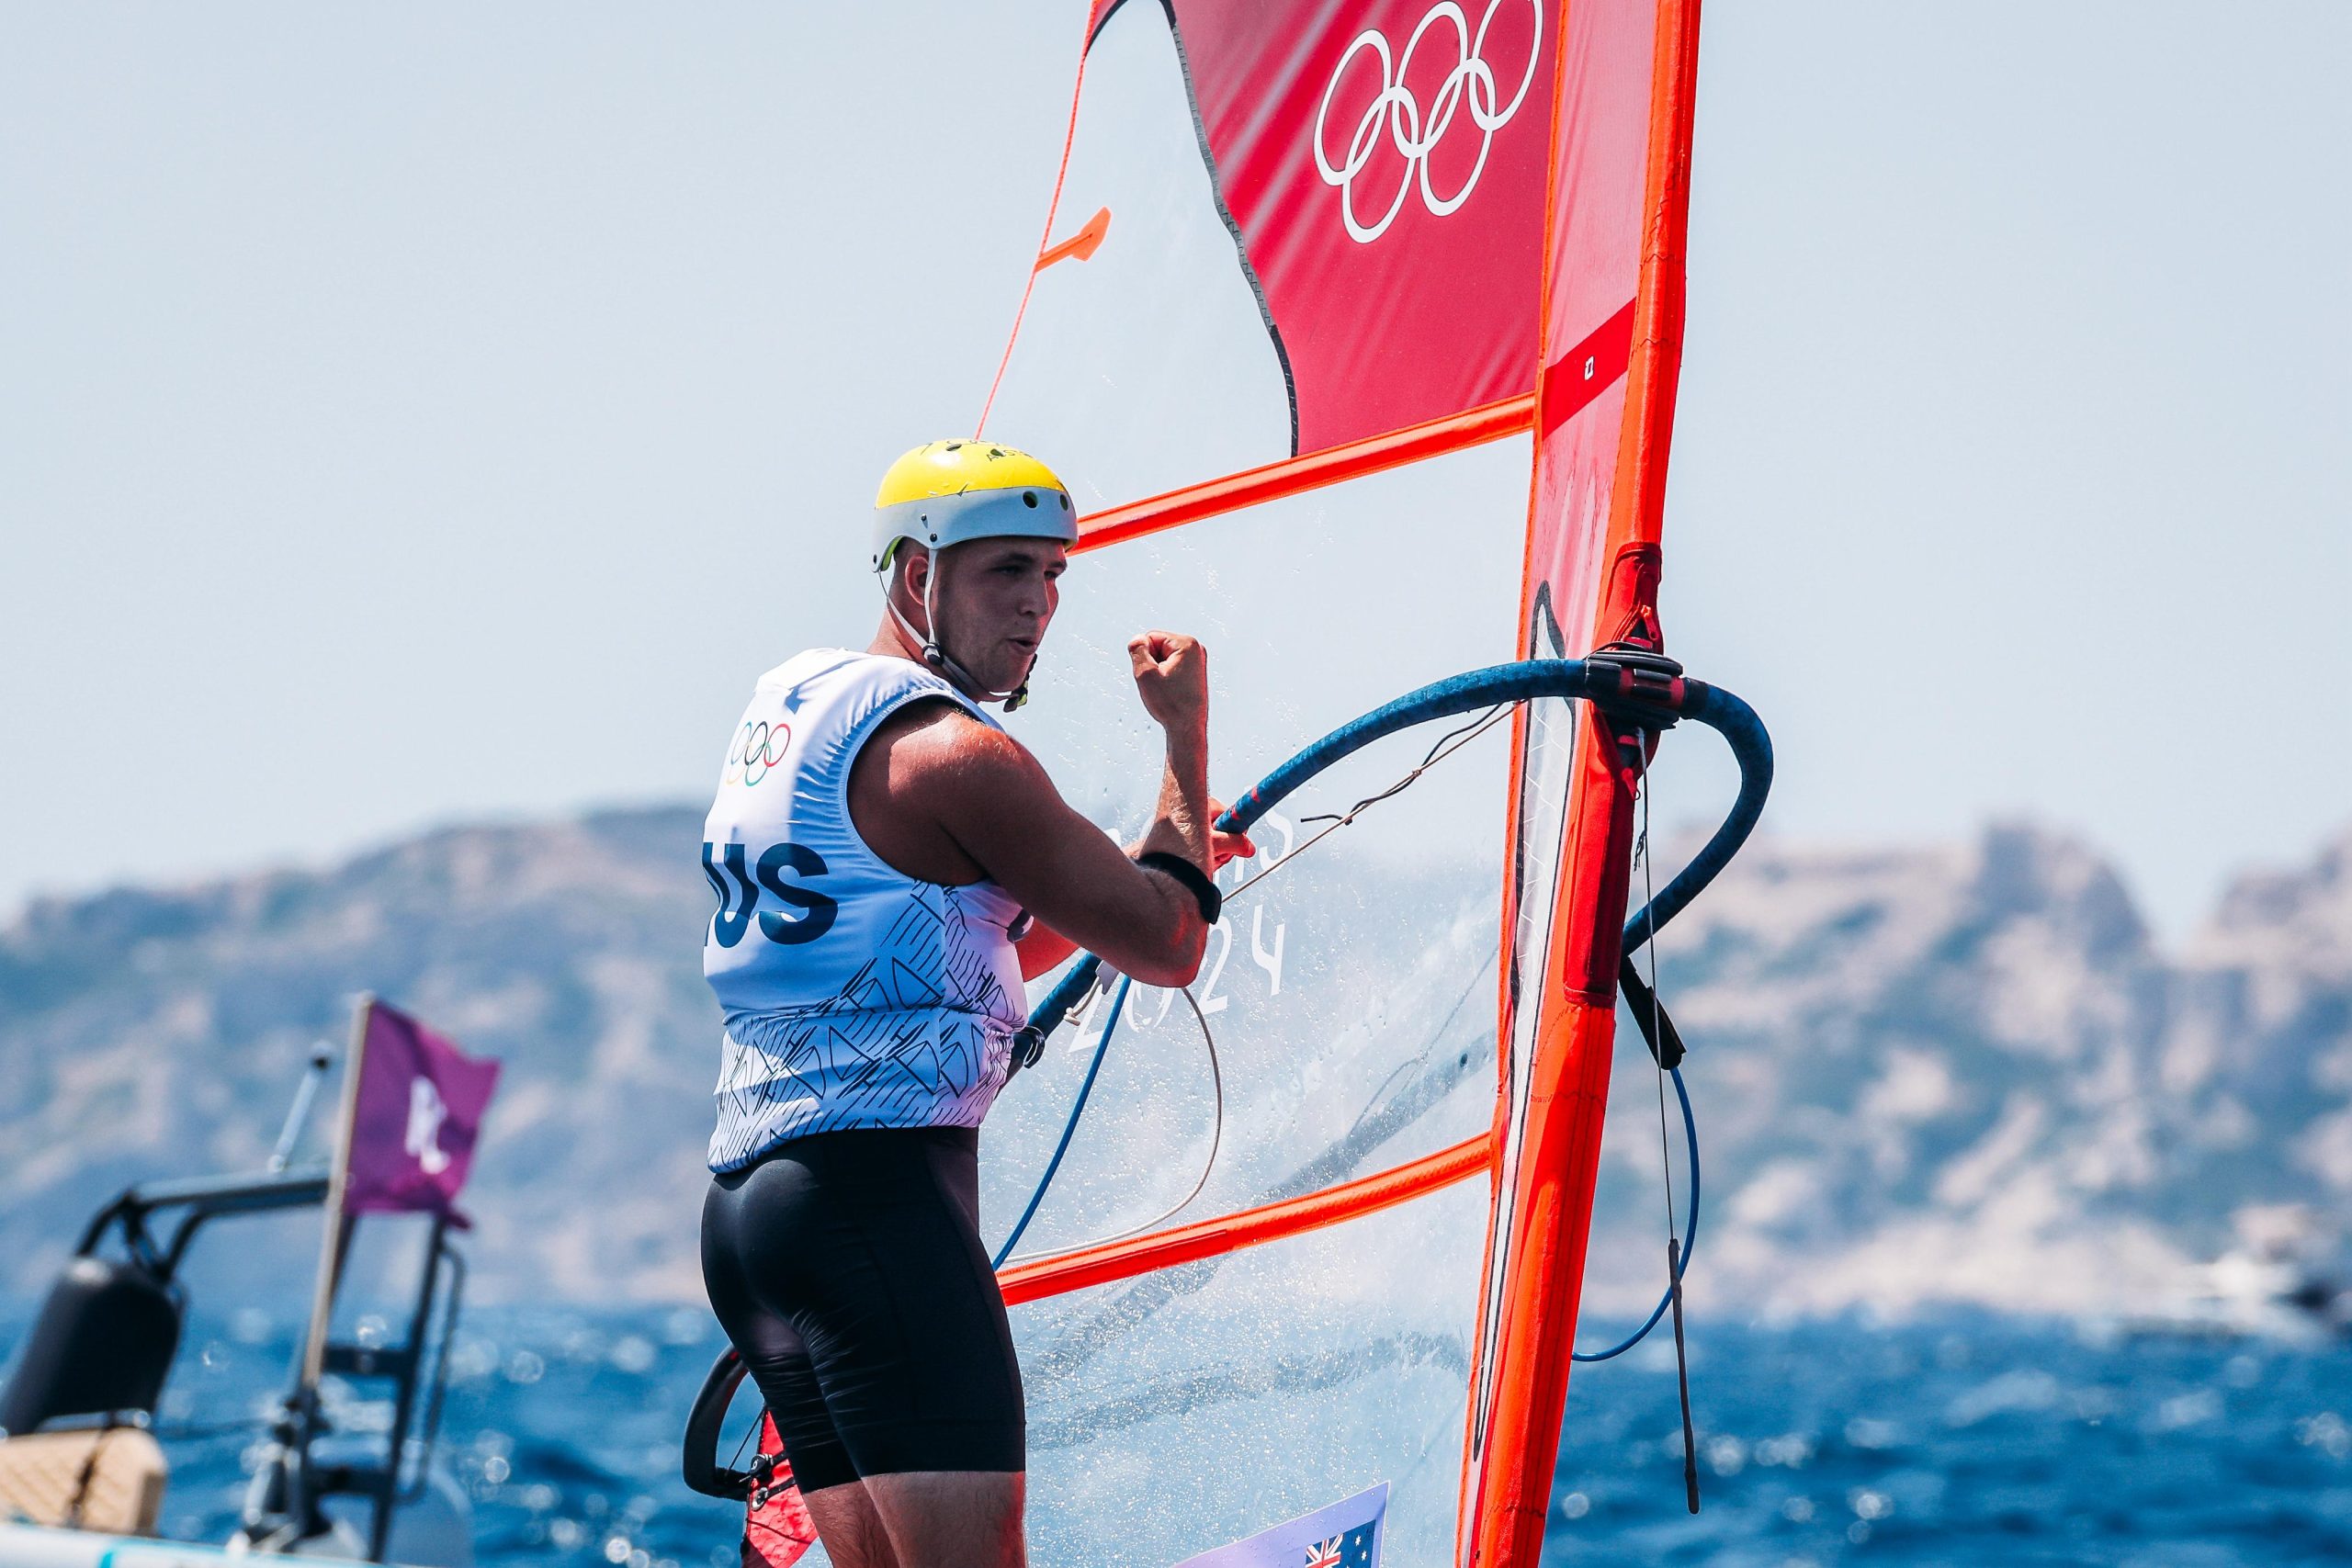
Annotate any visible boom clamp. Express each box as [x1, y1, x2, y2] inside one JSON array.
[[1584, 644, 1688, 733]]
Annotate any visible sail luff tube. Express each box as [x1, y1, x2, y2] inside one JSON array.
[[1462, 0, 1583, 1532], [1614, 0, 1704, 554], [1071, 393, 1536, 554], [997, 1131, 1495, 1306], [1474, 714, 1646, 1562], [1464, 0, 1708, 1562]]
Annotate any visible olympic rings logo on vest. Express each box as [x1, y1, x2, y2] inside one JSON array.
[[724, 719, 792, 787], [1310, 0, 1544, 244]]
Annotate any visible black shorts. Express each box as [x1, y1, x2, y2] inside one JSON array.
[[700, 1126, 1024, 1492]]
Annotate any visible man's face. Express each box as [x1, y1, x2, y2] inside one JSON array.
[[922, 537, 1066, 694]]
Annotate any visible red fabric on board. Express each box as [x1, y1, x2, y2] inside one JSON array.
[[741, 1414, 817, 1568]]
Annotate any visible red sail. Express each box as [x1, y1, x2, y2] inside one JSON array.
[[1171, 0, 1552, 455]]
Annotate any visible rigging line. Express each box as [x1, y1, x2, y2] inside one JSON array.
[[1303, 701, 1512, 821], [1014, 693, 1507, 1256], [1096, 983, 1225, 1243], [997, 702, 1504, 1257], [1638, 740, 1702, 1514], [1569, 1066, 1696, 1362], [725, 1412, 759, 1476], [1001, 983, 1227, 1269], [1297, 703, 1512, 828], [1006, 694, 1506, 1269], [1009, 985, 1225, 1265], [993, 975, 1135, 1270], [1640, 749, 1679, 1258], [1223, 702, 1510, 904], [1575, 749, 1711, 1363]]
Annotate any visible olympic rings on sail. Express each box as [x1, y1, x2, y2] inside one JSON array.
[[1311, 0, 1544, 243]]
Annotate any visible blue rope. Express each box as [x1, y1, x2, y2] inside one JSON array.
[[991, 975, 1133, 1269], [1571, 1065, 1699, 1362]]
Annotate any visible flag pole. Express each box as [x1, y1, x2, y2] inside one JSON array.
[[242, 992, 373, 1549], [300, 992, 373, 1393]]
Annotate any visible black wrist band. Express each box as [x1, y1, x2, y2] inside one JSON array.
[[1136, 851, 1221, 926]]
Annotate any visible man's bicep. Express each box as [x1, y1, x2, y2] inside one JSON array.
[[926, 734, 1158, 939]]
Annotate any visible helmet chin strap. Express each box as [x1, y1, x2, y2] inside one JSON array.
[[886, 555, 1033, 712]]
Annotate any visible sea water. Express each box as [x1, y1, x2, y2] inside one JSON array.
[[5, 1307, 2348, 1566]]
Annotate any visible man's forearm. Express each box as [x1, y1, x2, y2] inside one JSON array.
[[1140, 726, 1212, 870]]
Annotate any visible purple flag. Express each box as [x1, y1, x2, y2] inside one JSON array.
[[342, 1000, 499, 1224], [1174, 1483, 1385, 1568]]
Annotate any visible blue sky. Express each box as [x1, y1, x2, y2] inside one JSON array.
[[2, 2, 2344, 937]]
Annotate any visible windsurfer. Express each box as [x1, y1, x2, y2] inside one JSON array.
[[695, 439, 1251, 1567]]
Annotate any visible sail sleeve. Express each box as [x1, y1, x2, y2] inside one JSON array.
[[1461, 2, 1704, 1563]]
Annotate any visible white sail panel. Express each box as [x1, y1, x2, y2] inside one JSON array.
[[977, 451, 1529, 1562], [1018, 1177, 1491, 1568]]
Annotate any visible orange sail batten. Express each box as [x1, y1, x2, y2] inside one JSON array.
[[1072, 394, 1536, 555], [1000, 1133, 1495, 1306]]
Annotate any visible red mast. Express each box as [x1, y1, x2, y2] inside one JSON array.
[[1460, 1, 1706, 1562]]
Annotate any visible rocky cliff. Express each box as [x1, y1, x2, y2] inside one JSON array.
[[4, 807, 2346, 1318]]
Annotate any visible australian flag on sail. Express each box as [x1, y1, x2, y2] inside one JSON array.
[[1302, 1522, 1375, 1568], [1173, 1482, 1385, 1568]]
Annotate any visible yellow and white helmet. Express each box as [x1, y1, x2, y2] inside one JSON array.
[[869, 439, 1078, 573]]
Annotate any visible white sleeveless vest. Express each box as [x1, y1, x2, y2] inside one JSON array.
[[700, 649, 1027, 1170]]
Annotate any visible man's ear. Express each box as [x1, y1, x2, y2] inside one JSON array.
[[895, 544, 932, 607]]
